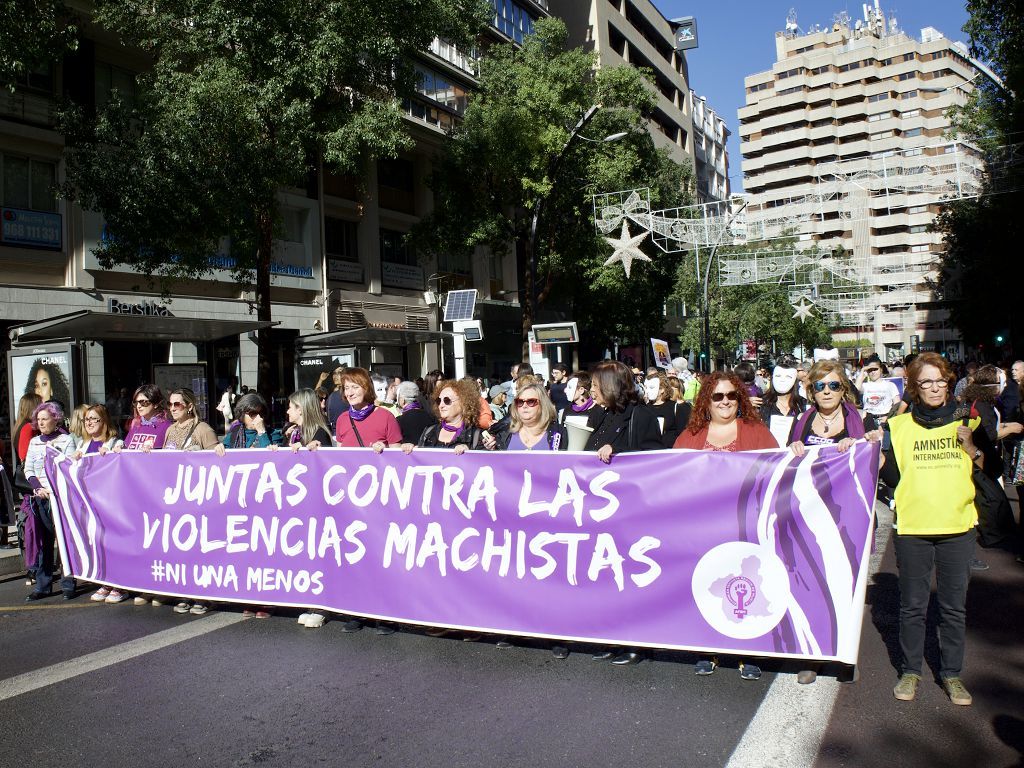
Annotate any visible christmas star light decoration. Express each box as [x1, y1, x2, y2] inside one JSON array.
[[603, 220, 651, 278], [792, 298, 815, 323]]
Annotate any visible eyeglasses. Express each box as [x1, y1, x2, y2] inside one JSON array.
[[812, 381, 844, 393], [134, 399, 151, 407], [435, 396, 457, 406], [710, 391, 739, 402], [918, 379, 949, 390], [168, 402, 186, 409], [514, 398, 540, 408], [84, 417, 101, 423]]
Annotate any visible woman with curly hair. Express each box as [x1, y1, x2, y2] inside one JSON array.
[[23, 358, 72, 412], [673, 371, 777, 451], [402, 377, 484, 453]]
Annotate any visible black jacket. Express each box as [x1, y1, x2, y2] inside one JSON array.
[[417, 423, 484, 449], [397, 407, 438, 445], [585, 403, 664, 453]]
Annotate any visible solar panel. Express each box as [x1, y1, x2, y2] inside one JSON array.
[[443, 289, 478, 322]]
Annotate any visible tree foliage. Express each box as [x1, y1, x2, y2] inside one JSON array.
[[60, 0, 485, 393], [416, 17, 692, 355], [934, 0, 1024, 353], [0, 0, 77, 90], [671, 238, 835, 366]]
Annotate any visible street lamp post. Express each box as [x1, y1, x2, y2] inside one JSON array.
[[697, 201, 747, 372], [523, 105, 627, 357]]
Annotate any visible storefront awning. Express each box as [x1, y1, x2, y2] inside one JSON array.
[[9, 310, 278, 346], [295, 326, 450, 350]]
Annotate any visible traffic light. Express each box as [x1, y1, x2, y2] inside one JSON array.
[[996, 334, 1005, 345]]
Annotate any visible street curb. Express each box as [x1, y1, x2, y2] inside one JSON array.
[[0, 549, 26, 579]]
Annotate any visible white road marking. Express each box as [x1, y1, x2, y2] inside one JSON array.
[[725, 502, 893, 768], [0, 612, 245, 702]]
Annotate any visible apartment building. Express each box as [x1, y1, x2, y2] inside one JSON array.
[[691, 91, 730, 203], [550, 0, 694, 167], [738, 8, 990, 359], [1, 1, 547, 426]]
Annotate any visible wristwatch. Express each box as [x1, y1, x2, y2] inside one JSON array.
[[972, 448, 982, 460]]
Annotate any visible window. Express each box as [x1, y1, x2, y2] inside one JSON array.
[[377, 158, 414, 214], [868, 112, 888, 122], [380, 228, 415, 266], [324, 217, 358, 261], [868, 92, 890, 102], [15, 62, 54, 92], [903, 127, 922, 137], [777, 86, 802, 96], [908, 225, 928, 233], [897, 72, 915, 81], [415, 65, 469, 115], [490, 0, 536, 44], [1, 153, 57, 212], [901, 109, 920, 119], [94, 61, 137, 109], [907, 205, 929, 213], [901, 89, 918, 99], [870, 130, 893, 140]]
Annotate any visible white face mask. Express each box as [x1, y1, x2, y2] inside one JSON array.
[[564, 378, 579, 404], [374, 383, 388, 403], [644, 380, 661, 402], [772, 367, 797, 394]]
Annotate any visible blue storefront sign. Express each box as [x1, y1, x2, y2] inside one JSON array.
[[1, 207, 62, 250]]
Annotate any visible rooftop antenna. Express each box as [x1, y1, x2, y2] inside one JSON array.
[[786, 8, 799, 37]]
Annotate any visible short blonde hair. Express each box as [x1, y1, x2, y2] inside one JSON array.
[[807, 360, 857, 405], [509, 382, 556, 433]]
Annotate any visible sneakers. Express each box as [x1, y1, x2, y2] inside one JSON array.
[[91, 587, 111, 602], [133, 595, 149, 606], [969, 558, 990, 571], [304, 612, 325, 628], [189, 603, 209, 616], [893, 673, 920, 701], [942, 677, 973, 706], [739, 663, 762, 681], [105, 590, 127, 604], [173, 601, 191, 614]]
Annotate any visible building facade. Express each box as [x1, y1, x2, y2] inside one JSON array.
[[738, 9, 990, 359], [1, 1, 549, 429], [690, 91, 730, 203]]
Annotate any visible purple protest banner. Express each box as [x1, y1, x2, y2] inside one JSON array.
[[45, 442, 879, 663]]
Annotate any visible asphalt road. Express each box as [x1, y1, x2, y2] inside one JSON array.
[[1, 502, 1022, 768]]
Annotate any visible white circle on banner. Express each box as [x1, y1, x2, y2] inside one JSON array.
[[691, 542, 791, 639]]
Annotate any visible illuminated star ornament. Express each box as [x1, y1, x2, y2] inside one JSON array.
[[603, 220, 651, 278], [792, 298, 815, 323]]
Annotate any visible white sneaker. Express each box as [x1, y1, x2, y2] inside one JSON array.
[[297, 612, 312, 626], [304, 612, 326, 628], [91, 587, 111, 602], [105, 590, 128, 604], [173, 601, 191, 614], [133, 595, 149, 606]]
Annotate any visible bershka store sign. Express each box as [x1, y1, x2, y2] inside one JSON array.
[[108, 298, 173, 316]]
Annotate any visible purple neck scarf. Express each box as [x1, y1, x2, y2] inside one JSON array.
[[349, 403, 375, 422], [440, 420, 464, 439], [289, 427, 302, 445], [572, 398, 594, 413], [401, 402, 421, 413]]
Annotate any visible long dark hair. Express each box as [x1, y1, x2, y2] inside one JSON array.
[[23, 357, 72, 409]]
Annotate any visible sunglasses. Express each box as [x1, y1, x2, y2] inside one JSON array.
[[244, 408, 262, 417], [812, 381, 844, 392], [515, 398, 540, 408], [134, 399, 152, 407], [168, 401, 186, 409], [84, 416, 101, 423], [710, 391, 739, 402], [435, 396, 457, 406]]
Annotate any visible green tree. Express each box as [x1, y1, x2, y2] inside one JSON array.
[[60, 0, 484, 394], [671, 239, 834, 367], [416, 17, 691, 358], [934, 0, 1023, 354], [0, 0, 77, 90]]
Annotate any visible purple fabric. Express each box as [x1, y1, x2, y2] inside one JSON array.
[[349, 403, 375, 422], [44, 443, 880, 663], [21, 495, 38, 570], [792, 401, 866, 444]]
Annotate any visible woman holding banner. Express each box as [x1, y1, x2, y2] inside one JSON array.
[[119, 384, 171, 452], [481, 382, 567, 452], [164, 389, 220, 452], [786, 360, 870, 455], [335, 367, 401, 452], [886, 352, 988, 707], [584, 361, 663, 464], [674, 371, 777, 680], [403, 378, 485, 453], [23, 402, 77, 602]]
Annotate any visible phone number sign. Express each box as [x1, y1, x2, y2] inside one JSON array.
[[2, 207, 62, 250]]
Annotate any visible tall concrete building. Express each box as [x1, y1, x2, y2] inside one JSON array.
[[549, 0, 695, 167], [738, 7, 993, 359], [691, 90, 730, 203]]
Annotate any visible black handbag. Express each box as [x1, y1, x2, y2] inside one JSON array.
[[13, 462, 32, 495], [972, 466, 1015, 548]]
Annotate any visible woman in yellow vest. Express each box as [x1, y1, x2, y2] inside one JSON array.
[[884, 352, 989, 707]]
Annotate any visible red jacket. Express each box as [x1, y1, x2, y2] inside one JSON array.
[[673, 419, 779, 451]]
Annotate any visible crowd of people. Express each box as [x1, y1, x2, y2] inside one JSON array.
[[4, 351, 1023, 704]]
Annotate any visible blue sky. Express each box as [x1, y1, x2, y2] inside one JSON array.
[[653, 1, 972, 191]]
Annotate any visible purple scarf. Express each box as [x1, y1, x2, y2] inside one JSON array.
[[571, 398, 594, 413], [440, 420, 465, 439], [349, 403, 375, 422], [401, 403, 421, 413]]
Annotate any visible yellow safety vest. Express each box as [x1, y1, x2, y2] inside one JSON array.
[[889, 412, 979, 535]]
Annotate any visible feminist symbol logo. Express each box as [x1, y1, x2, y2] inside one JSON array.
[[725, 576, 756, 620]]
